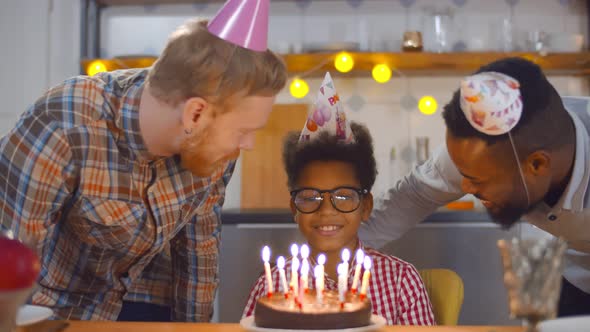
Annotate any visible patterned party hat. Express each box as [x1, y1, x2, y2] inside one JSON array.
[[299, 72, 354, 143], [207, 0, 269, 52], [460, 72, 523, 136]]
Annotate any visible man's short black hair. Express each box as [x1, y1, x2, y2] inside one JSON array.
[[283, 122, 377, 191], [442, 57, 572, 153]]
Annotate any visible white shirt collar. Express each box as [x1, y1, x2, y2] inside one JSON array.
[[554, 97, 590, 212]]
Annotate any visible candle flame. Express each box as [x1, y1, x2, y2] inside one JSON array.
[[356, 249, 364, 264], [300, 244, 310, 259], [262, 246, 271, 262], [337, 263, 345, 275], [277, 256, 285, 269], [317, 254, 326, 265], [342, 248, 350, 262], [290, 243, 299, 257], [363, 256, 372, 270]]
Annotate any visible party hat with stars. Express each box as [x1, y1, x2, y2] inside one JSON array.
[[299, 72, 354, 143]]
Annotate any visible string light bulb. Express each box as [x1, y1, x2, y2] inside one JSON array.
[[372, 64, 392, 83], [418, 96, 438, 115], [86, 60, 107, 76], [334, 52, 354, 73], [289, 77, 309, 99]]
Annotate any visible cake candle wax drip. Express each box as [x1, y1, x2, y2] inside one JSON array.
[[300, 244, 310, 293], [351, 249, 364, 294], [337, 263, 347, 309], [359, 256, 372, 301], [298, 276, 305, 310], [262, 246, 274, 297], [314, 265, 323, 304], [277, 256, 289, 299]]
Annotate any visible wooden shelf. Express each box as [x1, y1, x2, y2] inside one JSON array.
[[95, 0, 340, 5], [283, 52, 590, 76], [96, 0, 215, 5], [81, 52, 590, 77]]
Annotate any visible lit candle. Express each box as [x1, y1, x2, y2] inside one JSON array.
[[341, 248, 350, 286], [262, 246, 274, 297], [298, 276, 305, 310], [291, 258, 300, 302], [359, 256, 372, 300], [337, 263, 347, 308], [314, 265, 323, 304], [300, 244, 310, 292], [351, 249, 364, 294], [290, 244, 299, 293], [301, 259, 310, 293], [317, 254, 326, 292], [277, 256, 289, 298]]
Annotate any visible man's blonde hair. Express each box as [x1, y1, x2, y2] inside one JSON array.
[[147, 19, 287, 107]]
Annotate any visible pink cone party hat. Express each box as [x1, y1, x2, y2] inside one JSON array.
[[207, 0, 269, 52]]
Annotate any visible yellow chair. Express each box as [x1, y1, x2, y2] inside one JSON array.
[[419, 268, 464, 325]]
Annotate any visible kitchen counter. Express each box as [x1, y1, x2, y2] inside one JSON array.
[[221, 209, 492, 225]]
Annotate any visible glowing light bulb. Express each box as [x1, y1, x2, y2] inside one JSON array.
[[418, 96, 438, 115], [86, 60, 107, 76], [334, 52, 354, 73], [372, 64, 392, 83], [290, 78, 309, 99]]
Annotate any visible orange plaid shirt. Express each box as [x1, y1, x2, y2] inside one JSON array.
[[0, 69, 235, 321]]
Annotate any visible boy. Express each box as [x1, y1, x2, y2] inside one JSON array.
[[242, 73, 435, 325]]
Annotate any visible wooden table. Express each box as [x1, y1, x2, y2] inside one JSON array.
[[18, 321, 526, 332]]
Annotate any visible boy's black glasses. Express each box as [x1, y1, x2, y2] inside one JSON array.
[[290, 186, 368, 214]]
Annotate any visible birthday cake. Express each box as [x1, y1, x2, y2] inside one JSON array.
[[252, 243, 373, 330], [254, 290, 372, 330]]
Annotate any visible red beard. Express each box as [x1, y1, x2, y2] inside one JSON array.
[[180, 130, 240, 177]]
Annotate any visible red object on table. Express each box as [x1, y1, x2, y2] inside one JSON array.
[[0, 237, 40, 290]]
